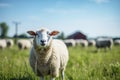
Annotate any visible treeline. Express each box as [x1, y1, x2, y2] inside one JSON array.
[[0, 22, 66, 39], [0, 22, 28, 38]]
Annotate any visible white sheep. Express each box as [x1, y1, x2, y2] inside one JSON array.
[[27, 28, 69, 80], [17, 39, 32, 50], [0, 39, 7, 49], [6, 39, 14, 48]]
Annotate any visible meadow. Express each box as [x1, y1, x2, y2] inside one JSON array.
[[0, 45, 120, 80]]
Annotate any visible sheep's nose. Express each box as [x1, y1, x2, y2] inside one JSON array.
[[41, 40, 46, 43]]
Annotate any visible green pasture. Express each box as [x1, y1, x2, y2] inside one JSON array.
[[0, 45, 120, 80]]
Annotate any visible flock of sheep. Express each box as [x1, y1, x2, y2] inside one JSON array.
[[0, 37, 120, 51], [0, 39, 33, 50], [64, 38, 120, 49]]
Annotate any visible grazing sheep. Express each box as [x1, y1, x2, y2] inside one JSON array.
[[95, 38, 113, 51], [63, 39, 76, 47], [0, 39, 7, 49], [17, 39, 32, 50], [6, 39, 14, 48], [27, 28, 69, 80]]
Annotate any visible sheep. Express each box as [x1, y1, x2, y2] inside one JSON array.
[[0, 39, 7, 49], [6, 39, 14, 48], [63, 39, 76, 47], [95, 38, 113, 51], [27, 28, 69, 80], [17, 39, 32, 50]]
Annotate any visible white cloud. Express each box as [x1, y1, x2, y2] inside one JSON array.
[[90, 0, 111, 4], [0, 3, 11, 7]]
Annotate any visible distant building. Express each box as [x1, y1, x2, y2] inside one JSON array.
[[67, 31, 87, 40]]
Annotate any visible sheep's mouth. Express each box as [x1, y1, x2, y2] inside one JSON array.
[[41, 43, 45, 46]]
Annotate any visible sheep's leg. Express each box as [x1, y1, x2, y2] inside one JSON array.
[[50, 68, 59, 80], [40, 77, 44, 80], [61, 70, 64, 80]]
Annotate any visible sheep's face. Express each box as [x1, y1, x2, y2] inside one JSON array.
[[27, 28, 59, 47], [35, 29, 51, 47]]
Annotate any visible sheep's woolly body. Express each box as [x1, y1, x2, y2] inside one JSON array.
[[29, 39, 69, 77], [17, 39, 32, 49], [0, 39, 7, 49]]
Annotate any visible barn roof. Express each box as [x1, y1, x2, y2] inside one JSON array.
[[67, 31, 87, 40]]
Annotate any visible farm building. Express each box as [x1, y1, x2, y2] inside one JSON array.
[[67, 31, 87, 40]]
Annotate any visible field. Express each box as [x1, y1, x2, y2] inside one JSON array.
[[0, 45, 120, 80]]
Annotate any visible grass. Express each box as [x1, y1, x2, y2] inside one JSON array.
[[0, 45, 120, 80]]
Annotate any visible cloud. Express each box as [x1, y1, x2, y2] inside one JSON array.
[[0, 3, 11, 7], [90, 0, 111, 4]]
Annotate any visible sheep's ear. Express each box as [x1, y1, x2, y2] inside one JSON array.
[[49, 31, 59, 36], [27, 31, 36, 36]]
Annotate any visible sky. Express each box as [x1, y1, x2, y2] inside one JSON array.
[[0, 0, 120, 38]]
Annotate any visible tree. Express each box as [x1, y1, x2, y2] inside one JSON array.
[[0, 22, 9, 38], [13, 33, 28, 38], [18, 33, 28, 38]]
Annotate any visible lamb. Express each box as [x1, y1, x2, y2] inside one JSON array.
[[95, 38, 113, 51], [17, 39, 32, 50], [0, 39, 7, 49], [27, 28, 69, 80]]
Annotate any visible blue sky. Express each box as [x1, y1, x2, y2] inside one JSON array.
[[0, 0, 120, 38]]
